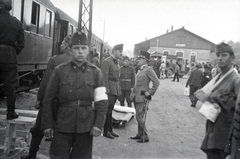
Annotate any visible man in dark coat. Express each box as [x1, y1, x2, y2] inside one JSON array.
[[201, 64, 212, 87], [118, 56, 135, 107], [0, 0, 24, 120], [101, 44, 123, 139], [41, 32, 108, 159], [23, 35, 72, 159], [199, 42, 240, 159], [130, 51, 159, 143], [186, 63, 203, 107]]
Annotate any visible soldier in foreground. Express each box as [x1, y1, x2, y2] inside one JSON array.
[[130, 51, 159, 143], [0, 0, 24, 120], [41, 32, 108, 159], [23, 35, 72, 159]]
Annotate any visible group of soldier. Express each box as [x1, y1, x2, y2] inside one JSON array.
[[1, 4, 159, 156], [1, 1, 240, 158]]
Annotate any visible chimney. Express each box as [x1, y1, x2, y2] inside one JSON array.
[[166, 29, 169, 33], [171, 26, 173, 32]]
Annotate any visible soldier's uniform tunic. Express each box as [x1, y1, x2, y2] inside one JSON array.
[[41, 60, 108, 159], [101, 56, 121, 133], [118, 65, 135, 107], [0, 10, 24, 112]]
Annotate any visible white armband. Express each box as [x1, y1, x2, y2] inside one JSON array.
[[94, 87, 108, 102]]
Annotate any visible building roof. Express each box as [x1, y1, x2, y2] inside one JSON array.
[[135, 27, 215, 46]]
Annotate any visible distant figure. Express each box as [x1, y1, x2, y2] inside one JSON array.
[[200, 64, 212, 87], [159, 61, 166, 79], [101, 44, 123, 139], [91, 52, 100, 68], [172, 62, 180, 82], [0, 0, 25, 120], [118, 56, 135, 107], [185, 63, 203, 107], [130, 51, 159, 143]]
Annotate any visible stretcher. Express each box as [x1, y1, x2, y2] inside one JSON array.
[[112, 105, 136, 128]]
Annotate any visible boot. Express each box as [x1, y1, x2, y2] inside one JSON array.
[[6, 111, 19, 120]]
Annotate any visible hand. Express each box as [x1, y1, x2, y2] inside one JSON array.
[[90, 126, 102, 137], [35, 100, 41, 109], [144, 91, 150, 97], [43, 128, 53, 138]]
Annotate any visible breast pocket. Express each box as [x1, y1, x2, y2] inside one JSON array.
[[110, 69, 119, 78], [59, 76, 75, 98]]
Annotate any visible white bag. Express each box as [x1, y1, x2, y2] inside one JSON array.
[[184, 86, 189, 96], [198, 101, 221, 122]]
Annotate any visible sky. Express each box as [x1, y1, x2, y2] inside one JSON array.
[[50, 0, 240, 51]]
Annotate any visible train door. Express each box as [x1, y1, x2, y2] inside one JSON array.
[[53, 20, 68, 55]]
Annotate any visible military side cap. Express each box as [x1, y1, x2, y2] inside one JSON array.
[[70, 32, 88, 46], [138, 50, 150, 60], [216, 42, 234, 54], [113, 44, 123, 51]]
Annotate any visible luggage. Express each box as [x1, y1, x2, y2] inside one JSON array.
[[112, 105, 135, 128]]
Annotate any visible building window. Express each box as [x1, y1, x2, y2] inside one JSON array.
[[45, 10, 52, 37], [163, 50, 169, 55], [31, 2, 40, 33], [176, 50, 184, 57], [190, 52, 197, 63]]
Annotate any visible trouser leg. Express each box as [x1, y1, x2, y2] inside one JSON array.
[[118, 90, 124, 106], [29, 106, 44, 157], [125, 90, 132, 107], [176, 73, 179, 81], [71, 132, 93, 159], [173, 73, 176, 81], [104, 94, 117, 132], [49, 131, 72, 159], [0, 64, 19, 112], [135, 102, 148, 139]]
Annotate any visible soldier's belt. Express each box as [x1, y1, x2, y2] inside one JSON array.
[[108, 78, 119, 82], [59, 100, 93, 107], [120, 79, 131, 82]]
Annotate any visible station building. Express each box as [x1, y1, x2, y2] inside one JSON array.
[[134, 27, 216, 72]]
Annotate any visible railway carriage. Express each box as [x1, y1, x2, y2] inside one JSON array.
[[0, 0, 111, 94]]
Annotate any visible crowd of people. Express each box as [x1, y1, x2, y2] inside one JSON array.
[[1, 1, 240, 158]]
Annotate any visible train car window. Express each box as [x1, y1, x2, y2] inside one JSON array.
[[10, 0, 24, 22], [31, 2, 40, 33], [45, 10, 52, 37]]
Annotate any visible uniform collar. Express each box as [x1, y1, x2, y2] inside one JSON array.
[[70, 60, 88, 72], [111, 55, 118, 64], [0, 11, 10, 16]]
